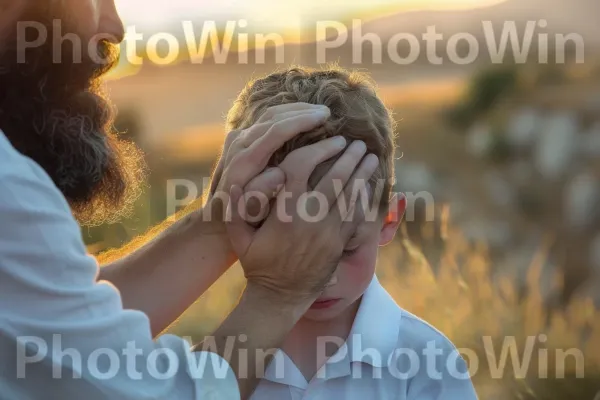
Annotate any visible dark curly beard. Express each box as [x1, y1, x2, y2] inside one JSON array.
[[0, 2, 146, 226]]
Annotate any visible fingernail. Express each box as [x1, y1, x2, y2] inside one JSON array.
[[353, 140, 367, 152], [316, 108, 330, 118], [365, 153, 379, 166], [263, 167, 285, 183], [332, 136, 346, 148]]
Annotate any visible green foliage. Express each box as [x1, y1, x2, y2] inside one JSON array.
[[533, 65, 568, 86], [468, 67, 519, 114], [113, 107, 142, 143], [516, 186, 544, 219], [444, 102, 475, 130], [446, 66, 520, 129], [487, 130, 512, 164]]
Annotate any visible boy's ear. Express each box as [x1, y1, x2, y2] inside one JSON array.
[[379, 193, 407, 246]]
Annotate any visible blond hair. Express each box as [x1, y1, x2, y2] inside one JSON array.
[[226, 65, 397, 212]]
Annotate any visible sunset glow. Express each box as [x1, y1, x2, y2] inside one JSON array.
[[115, 0, 508, 29], [108, 0, 509, 79]]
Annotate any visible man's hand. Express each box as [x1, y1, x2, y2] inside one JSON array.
[[199, 102, 335, 264], [206, 139, 378, 399], [205, 102, 332, 222], [228, 139, 378, 305], [98, 103, 335, 337]]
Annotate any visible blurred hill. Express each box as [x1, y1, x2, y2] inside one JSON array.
[[365, 0, 599, 44], [308, 0, 600, 76], [107, 0, 599, 146]]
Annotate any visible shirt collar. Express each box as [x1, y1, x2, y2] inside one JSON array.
[[263, 349, 308, 389]]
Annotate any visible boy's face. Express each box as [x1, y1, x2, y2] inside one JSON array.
[[302, 194, 405, 322]]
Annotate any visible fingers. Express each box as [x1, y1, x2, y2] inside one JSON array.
[[335, 154, 380, 240], [224, 185, 254, 257], [243, 167, 285, 221], [256, 103, 325, 124], [342, 153, 380, 217], [243, 103, 327, 151], [209, 129, 241, 196], [270, 109, 328, 122], [239, 108, 327, 145], [344, 153, 380, 207], [277, 135, 347, 195], [249, 108, 331, 165], [339, 197, 365, 242], [218, 108, 330, 194], [313, 140, 368, 210]]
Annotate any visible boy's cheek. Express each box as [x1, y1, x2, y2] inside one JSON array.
[[341, 246, 378, 289]]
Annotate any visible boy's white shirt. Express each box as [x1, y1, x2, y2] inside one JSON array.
[[251, 276, 479, 400]]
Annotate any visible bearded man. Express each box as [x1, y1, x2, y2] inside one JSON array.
[[0, 1, 377, 399]]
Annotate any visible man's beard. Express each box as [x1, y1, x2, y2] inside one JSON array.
[[0, 4, 146, 226]]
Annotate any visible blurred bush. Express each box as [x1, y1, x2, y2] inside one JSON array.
[[445, 66, 519, 129], [487, 125, 513, 164]]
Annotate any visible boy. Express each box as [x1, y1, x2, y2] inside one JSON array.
[[226, 66, 479, 399]]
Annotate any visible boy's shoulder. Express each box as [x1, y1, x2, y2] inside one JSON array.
[[396, 307, 460, 353], [352, 277, 478, 398], [364, 276, 459, 352], [357, 276, 461, 357], [373, 282, 472, 381]]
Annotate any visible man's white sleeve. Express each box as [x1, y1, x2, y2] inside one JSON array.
[[0, 133, 240, 400]]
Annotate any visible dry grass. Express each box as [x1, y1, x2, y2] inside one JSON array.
[[378, 219, 600, 399]]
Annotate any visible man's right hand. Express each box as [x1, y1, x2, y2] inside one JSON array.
[[227, 139, 379, 310]]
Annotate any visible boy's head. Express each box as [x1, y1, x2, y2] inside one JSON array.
[[227, 66, 406, 321]]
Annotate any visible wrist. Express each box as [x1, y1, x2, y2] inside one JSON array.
[[241, 281, 316, 324], [184, 207, 237, 268], [186, 202, 229, 241]]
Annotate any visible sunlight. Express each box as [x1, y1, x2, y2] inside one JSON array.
[[115, 0, 508, 29], [108, 0, 509, 78]]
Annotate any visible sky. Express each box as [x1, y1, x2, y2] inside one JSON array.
[[108, 0, 507, 79], [115, 0, 507, 30]]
